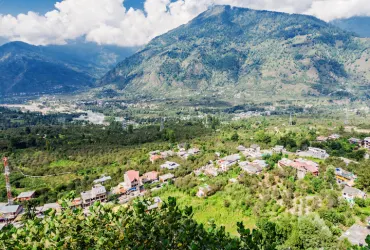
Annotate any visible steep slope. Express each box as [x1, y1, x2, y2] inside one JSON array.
[[102, 5, 370, 101], [331, 17, 370, 38], [0, 41, 137, 96]]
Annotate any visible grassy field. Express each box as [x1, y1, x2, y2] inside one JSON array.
[[154, 185, 256, 235]]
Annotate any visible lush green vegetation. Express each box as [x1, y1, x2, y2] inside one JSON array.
[[2, 197, 369, 249]]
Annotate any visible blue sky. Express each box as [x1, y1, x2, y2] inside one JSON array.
[[0, 0, 145, 15]]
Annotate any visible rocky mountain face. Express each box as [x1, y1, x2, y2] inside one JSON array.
[[0, 41, 137, 96], [101, 5, 370, 101]]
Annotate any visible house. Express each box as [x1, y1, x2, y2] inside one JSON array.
[[278, 158, 319, 179], [194, 163, 219, 177], [124, 170, 142, 190], [160, 161, 180, 170], [239, 161, 263, 175], [196, 184, 212, 198], [141, 171, 158, 183], [364, 137, 370, 150], [272, 145, 285, 154], [328, 134, 341, 140], [70, 198, 83, 209], [335, 168, 357, 187], [159, 173, 175, 183], [178, 148, 200, 160], [0, 205, 23, 221], [217, 154, 241, 172], [296, 147, 329, 159], [93, 176, 112, 184], [342, 186, 366, 203], [41, 203, 62, 213], [16, 190, 36, 202], [150, 154, 163, 164], [340, 224, 370, 246], [161, 150, 175, 158], [81, 184, 107, 207], [249, 144, 261, 153], [229, 178, 238, 184], [316, 136, 328, 142], [236, 145, 247, 152], [349, 138, 362, 145]]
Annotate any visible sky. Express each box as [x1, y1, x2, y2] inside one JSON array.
[[0, 0, 370, 47]]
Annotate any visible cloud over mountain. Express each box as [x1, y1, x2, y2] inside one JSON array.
[[1, 0, 370, 47]]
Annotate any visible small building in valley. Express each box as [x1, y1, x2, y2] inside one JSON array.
[[342, 186, 366, 203], [159, 173, 175, 183], [141, 171, 158, 183], [0, 205, 23, 221], [16, 191, 36, 202], [340, 224, 370, 246], [81, 184, 107, 207], [278, 158, 319, 179], [160, 161, 180, 170], [196, 184, 212, 198], [335, 168, 357, 187]]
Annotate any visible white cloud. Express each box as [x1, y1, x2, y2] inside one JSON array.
[[0, 0, 369, 47]]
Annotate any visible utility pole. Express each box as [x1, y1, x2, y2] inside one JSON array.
[[3, 157, 13, 205], [289, 112, 293, 126]]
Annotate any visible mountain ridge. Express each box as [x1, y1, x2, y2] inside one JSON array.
[[0, 41, 137, 96], [101, 5, 370, 101]]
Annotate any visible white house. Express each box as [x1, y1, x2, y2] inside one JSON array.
[[160, 161, 180, 170]]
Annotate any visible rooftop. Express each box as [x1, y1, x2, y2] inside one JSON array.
[[340, 224, 370, 246], [16, 191, 35, 199], [0, 205, 21, 214]]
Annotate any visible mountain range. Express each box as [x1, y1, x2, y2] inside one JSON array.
[[331, 17, 370, 38], [101, 6, 370, 101], [2, 6, 370, 101], [0, 41, 137, 96]]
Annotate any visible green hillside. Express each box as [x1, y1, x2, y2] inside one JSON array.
[[101, 5, 370, 102]]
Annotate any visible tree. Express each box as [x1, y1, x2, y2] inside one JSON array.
[[231, 132, 239, 142]]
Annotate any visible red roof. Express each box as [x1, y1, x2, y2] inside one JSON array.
[[126, 170, 140, 182], [144, 171, 158, 180], [291, 161, 319, 174]]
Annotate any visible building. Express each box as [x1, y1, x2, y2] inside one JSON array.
[[250, 144, 261, 152], [194, 163, 219, 177], [160, 161, 180, 170], [316, 136, 328, 142], [328, 134, 341, 140], [0, 205, 23, 221], [348, 138, 362, 145], [124, 170, 142, 190], [236, 145, 247, 152], [93, 176, 112, 184], [340, 224, 370, 246], [239, 161, 263, 175], [335, 168, 357, 187], [296, 147, 329, 159], [16, 191, 36, 202], [41, 203, 62, 213], [342, 186, 366, 203], [70, 198, 83, 209], [159, 173, 175, 183], [149, 151, 163, 164], [272, 145, 285, 154], [178, 148, 200, 159], [81, 184, 107, 207], [196, 184, 212, 198], [141, 171, 158, 183], [217, 154, 241, 172], [364, 137, 370, 150], [278, 158, 319, 179]]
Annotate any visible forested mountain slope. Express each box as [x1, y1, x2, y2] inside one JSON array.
[[0, 41, 136, 96], [101, 5, 370, 101]]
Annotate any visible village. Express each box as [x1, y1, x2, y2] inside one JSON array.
[[1, 133, 370, 245]]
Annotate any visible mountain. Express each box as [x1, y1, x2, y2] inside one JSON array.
[[331, 17, 370, 38], [0, 41, 137, 96], [101, 5, 370, 102]]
